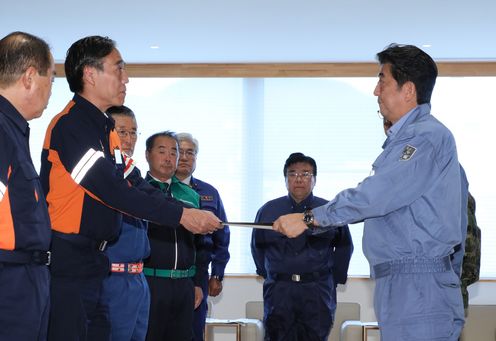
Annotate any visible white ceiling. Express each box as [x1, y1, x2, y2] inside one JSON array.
[[2, 0, 495, 64]]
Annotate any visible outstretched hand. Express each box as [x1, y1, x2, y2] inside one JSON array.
[[272, 213, 308, 238], [180, 208, 222, 234]]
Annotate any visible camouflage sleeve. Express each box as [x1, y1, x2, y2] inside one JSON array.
[[460, 192, 482, 308]]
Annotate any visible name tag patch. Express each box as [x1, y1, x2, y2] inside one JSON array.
[[400, 145, 417, 161]]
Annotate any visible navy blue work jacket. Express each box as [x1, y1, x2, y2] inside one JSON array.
[[190, 176, 230, 280], [0, 95, 51, 252], [251, 193, 353, 285]]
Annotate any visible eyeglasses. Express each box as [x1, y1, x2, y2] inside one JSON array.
[[286, 171, 314, 180], [116, 130, 139, 140], [179, 149, 197, 159]]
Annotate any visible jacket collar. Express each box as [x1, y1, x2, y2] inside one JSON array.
[[287, 192, 315, 210], [0, 95, 29, 136], [73, 94, 114, 131], [383, 103, 431, 149]]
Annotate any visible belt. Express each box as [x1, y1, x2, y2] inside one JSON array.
[[270, 269, 330, 283], [373, 256, 452, 279], [111, 262, 144, 274], [144, 265, 196, 279], [0, 249, 51, 265], [53, 231, 109, 251]]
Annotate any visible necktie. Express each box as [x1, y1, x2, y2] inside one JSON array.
[[149, 179, 169, 194]]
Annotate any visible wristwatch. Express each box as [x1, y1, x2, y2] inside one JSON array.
[[303, 209, 314, 226]]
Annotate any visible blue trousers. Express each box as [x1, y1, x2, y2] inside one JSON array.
[[263, 277, 336, 341], [48, 236, 111, 341], [0, 263, 49, 341], [374, 271, 464, 341], [193, 273, 209, 341], [102, 272, 150, 341]]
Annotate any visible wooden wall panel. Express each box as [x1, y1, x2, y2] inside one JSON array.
[[55, 62, 496, 78]]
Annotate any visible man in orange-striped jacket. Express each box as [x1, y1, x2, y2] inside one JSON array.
[[0, 31, 55, 340], [40, 35, 222, 341]]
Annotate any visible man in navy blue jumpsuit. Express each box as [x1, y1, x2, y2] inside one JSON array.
[[102, 106, 150, 341], [252, 153, 353, 341], [0, 31, 55, 341], [274, 44, 466, 341], [175, 132, 231, 341]]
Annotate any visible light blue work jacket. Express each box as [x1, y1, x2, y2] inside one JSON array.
[[313, 103, 463, 271]]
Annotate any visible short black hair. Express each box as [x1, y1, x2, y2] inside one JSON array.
[[283, 152, 317, 177], [106, 105, 135, 119], [146, 131, 178, 151], [65, 35, 116, 93], [376, 43, 438, 104], [0, 31, 51, 87]]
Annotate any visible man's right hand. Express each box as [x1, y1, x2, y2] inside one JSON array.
[[180, 208, 222, 234]]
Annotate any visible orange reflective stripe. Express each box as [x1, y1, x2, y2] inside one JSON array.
[[43, 101, 75, 150]]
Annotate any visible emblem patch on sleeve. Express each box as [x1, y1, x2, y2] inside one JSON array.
[[201, 195, 214, 201], [400, 145, 417, 161]]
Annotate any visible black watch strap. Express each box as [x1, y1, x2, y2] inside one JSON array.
[[303, 209, 314, 226]]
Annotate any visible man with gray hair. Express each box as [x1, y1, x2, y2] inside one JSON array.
[[0, 31, 55, 340], [175, 132, 231, 341]]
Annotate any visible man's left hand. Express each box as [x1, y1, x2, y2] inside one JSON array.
[[208, 277, 223, 297], [194, 286, 204, 309]]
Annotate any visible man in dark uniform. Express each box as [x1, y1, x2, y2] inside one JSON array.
[[102, 105, 151, 341], [251, 153, 353, 341], [40, 36, 221, 341], [0, 31, 55, 340], [144, 131, 208, 341], [175, 132, 231, 341]]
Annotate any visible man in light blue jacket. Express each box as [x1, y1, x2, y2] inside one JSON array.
[[273, 44, 466, 341]]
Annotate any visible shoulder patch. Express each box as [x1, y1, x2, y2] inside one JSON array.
[[400, 145, 417, 161], [201, 195, 214, 201]]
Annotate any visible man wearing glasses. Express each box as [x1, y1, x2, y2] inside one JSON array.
[[175, 133, 231, 341], [251, 152, 353, 341], [101, 105, 151, 341]]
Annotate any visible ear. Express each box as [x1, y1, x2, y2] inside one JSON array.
[[21, 66, 38, 90], [145, 150, 150, 163], [82, 65, 96, 87], [403, 81, 417, 103]]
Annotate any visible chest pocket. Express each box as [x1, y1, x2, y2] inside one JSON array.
[[199, 199, 219, 216], [20, 161, 39, 180], [19, 160, 42, 203]]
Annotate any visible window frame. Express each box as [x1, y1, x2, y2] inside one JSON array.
[[54, 62, 496, 79], [50, 62, 496, 279]]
